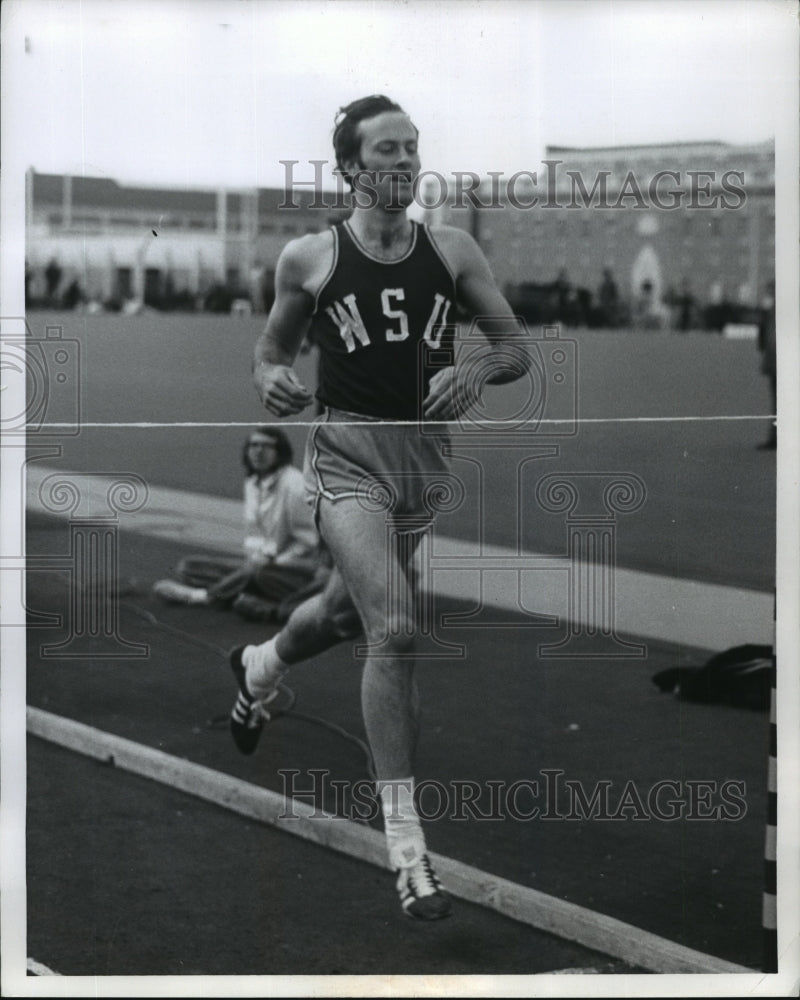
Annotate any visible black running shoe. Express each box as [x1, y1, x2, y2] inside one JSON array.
[[229, 645, 279, 755], [396, 854, 452, 920]]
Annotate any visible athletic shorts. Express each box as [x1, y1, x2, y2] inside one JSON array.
[[303, 407, 452, 529]]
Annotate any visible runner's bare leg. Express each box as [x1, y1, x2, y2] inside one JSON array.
[[317, 496, 421, 780], [275, 567, 361, 662]]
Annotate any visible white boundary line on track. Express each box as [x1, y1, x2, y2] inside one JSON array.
[[26, 959, 61, 977], [26, 706, 757, 978]]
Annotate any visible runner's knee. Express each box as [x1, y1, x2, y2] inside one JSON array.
[[331, 606, 362, 639], [317, 587, 361, 638], [362, 623, 416, 658]]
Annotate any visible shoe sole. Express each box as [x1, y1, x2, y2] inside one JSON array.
[[398, 861, 453, 920], [403, 896, 452, 920]]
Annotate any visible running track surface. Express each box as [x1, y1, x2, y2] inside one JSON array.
[[21, 519, 770, 977], [10, 312, 779, 983]]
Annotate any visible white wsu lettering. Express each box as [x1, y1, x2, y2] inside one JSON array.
[[327, 289, 452, 353]]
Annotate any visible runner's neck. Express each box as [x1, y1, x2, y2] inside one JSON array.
[[347, 210, 414, 261]]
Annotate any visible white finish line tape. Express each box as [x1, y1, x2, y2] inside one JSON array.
[[27, 707, 755, 976], [36, 415, 773, 428]]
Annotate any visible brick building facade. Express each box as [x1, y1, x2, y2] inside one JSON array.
[[430, 140, 774, 327], [27, 137, 774, 326]]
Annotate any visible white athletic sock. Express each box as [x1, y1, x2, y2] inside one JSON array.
[[242, 637, 289, 699], [378, 778, 427, 869]]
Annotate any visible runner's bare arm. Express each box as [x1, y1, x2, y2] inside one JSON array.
[[424, 227, 531, 420], [253, 238, 318, 417]]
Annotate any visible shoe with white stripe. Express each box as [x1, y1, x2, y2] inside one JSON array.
[[396, 854, 452, 920], [229, 645, 280, 755]]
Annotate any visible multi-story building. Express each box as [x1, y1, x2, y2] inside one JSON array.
[[432, 139, 775, 325], [25, 170, 348, 309], [27, 137, 774, 325]]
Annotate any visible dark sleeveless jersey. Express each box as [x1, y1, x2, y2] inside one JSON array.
[[309, 221, 457, 420]]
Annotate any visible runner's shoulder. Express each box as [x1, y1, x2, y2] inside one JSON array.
[[426, 223, 483, 271], [277, 230, 336, 293], [280, 230, 334, 272]]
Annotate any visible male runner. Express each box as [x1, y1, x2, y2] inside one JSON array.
[[229, 95, 530, 920]]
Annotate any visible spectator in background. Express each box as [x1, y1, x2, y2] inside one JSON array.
[[704, 279, 726, 331], [249, 262, 266, 313], [550, 268, 588, 327], [260, 268, 276, 313], [45, 258, 62, 306], [662, 284, 679, 327], [152, 427, 328, 621], [634, 280, 655, 328], [757, 281, 777, 450], [597, 268, 620, 327], [677, 278, 695, 332], [62, 278, 84, 310], [553, 268, 572, 323]]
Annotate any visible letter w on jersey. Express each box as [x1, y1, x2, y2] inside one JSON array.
[[326, 294, 372, 353]]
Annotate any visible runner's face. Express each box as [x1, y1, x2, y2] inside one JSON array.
[[350, 112, 420, 209], [247, 434, 279, 474]]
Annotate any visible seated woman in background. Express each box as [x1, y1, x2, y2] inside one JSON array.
[[153, 427, 328, 622]]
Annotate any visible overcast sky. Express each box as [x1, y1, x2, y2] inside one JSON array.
[[3, 0, 797, 189]]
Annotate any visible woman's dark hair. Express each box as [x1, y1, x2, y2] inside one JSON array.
[[242, 426, 293, 475], [332, 94, 413, 188]]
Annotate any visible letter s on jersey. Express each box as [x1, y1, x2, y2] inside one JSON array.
[[382, 288, 410, 341]]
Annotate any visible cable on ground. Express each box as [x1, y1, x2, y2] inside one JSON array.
[[121, 599, 378, 786]]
